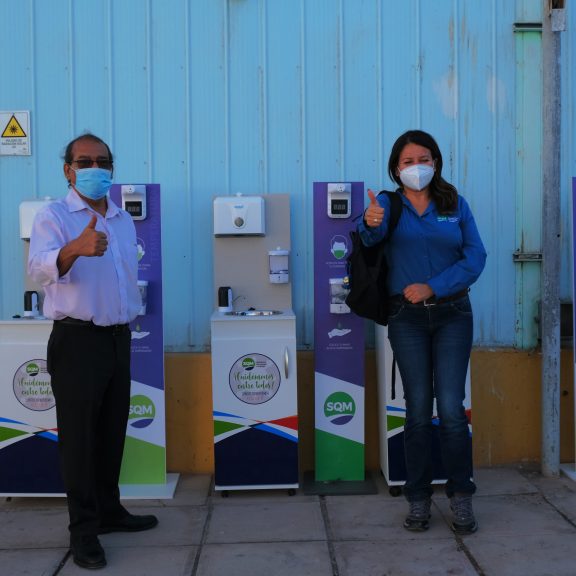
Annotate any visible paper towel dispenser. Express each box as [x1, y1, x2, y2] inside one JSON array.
[[213, 195, 265, 236]]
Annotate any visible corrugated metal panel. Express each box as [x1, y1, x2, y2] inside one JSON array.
[[0, 0, 573, 351], [515, 25, 543, 349]]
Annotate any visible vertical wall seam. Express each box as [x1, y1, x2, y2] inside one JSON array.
[[106, 0, 114, 151], [299, 0, 307, 202], [514, 18, 523, 348], [224, 0, 231, 195], [416, 0, 422, 126], [68, 0, 76, 135], [260, 0, 269, 193], [185, 0, 194, 344], [377, 0, 383, 185], [146, 0, 152, 181], [185, 1, 192, 200], [29, 0, 37, 196], [565, 2, 574, 285], [492, 0, 500, 343], [338, 0, 344, 178], [299, 0, 310, 345], [453, 0, 459, 184]]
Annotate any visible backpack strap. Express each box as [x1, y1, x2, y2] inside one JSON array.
[[378, 190, 403, 239], [378, 190, 402, 400]]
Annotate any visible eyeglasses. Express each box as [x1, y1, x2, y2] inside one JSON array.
[[69, 158, 114, 170]]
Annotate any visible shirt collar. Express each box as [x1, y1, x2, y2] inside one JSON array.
[[64, 188, 121, 218], [400, 192, 436, 217]]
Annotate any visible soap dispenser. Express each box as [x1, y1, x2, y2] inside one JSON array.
[[269, 248, 289, 284]]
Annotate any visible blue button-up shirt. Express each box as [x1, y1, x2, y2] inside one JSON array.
[[28, 189, 141, 326], [358, 191, 487, 298]]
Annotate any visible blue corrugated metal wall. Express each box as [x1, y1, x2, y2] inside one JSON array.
[[0, 0, 573, 351]]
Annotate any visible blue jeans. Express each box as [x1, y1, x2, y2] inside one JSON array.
[[387, 295, 476, 501]]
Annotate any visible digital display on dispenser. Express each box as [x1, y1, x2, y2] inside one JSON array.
[[330, 199, 349, 216], [125, 201, 143, 218]]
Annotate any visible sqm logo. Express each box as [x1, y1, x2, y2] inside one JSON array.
[[26, 362, 40, 377], [324, 391, 355, 425], [242, 357, 256, 371], [129, 395, 155, 429]]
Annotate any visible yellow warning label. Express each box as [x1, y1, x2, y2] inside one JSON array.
[[1, 115, 27, 138]]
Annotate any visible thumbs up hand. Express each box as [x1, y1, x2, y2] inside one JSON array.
[[55, 213, 110, 276], [364, 189, 385, 228], [76, 214, 108, 257]]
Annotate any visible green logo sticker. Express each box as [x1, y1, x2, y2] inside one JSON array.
[[242, 357, 256, 370], [129, 395, 156, 428], [25, 362, 40, 377], [324, 391, 355, 425]]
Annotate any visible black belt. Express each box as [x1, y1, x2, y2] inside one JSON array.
[[390, 288, 469, 307], [55, 317, 129, 334]]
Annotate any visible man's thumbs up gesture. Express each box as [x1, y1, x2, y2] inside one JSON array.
[[77, 215, 108, 257], [56, 213, 109, 277]]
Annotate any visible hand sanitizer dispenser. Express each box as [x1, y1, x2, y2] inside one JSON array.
[[269, 248, 289, 284]]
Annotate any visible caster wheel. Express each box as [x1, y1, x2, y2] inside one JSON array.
[[389, 486, 402, 497], [221, 490, 229, 498], [288, 489, 296, 496]]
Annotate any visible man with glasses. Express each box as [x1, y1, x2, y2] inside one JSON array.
[[28, 133, 158, 570]]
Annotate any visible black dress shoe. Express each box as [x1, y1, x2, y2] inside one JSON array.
[[99, 513, 158, 534], [70, 534, 107, 569]]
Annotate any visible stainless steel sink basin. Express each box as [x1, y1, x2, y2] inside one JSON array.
[[225, 310, 282, 316]]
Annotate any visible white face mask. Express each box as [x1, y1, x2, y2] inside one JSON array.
[[399, 164, 434, 191]]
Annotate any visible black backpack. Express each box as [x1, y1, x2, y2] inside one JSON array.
[[344, 190, 403, 326]]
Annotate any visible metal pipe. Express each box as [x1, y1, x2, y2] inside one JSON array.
[[540, 0, 564, 477]]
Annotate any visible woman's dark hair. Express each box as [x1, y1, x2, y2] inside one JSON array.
[[62, 133, 113, 164], [387, 130, 457, 213]]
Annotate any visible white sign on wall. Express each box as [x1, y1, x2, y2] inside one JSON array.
[[0, 111, 30, 156]]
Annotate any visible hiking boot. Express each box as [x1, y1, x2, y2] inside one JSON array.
[[403, 498, 431, 532], [450, 493, 478, 535]]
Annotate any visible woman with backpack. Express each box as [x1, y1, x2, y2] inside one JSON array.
[[359, 129, 487, 535]]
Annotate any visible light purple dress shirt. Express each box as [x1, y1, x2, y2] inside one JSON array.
[[28, 189, 140, 326]]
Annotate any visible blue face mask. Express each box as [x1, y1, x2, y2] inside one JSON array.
[[72, 167, 113, 200]]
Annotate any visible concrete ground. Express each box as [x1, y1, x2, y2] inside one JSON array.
[[1, 466, 576, 576]]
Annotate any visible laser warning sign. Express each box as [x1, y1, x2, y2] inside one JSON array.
[[0, 111, 31, 155]]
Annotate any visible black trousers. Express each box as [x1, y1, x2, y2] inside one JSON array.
[[47, 321, 131, 537]]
